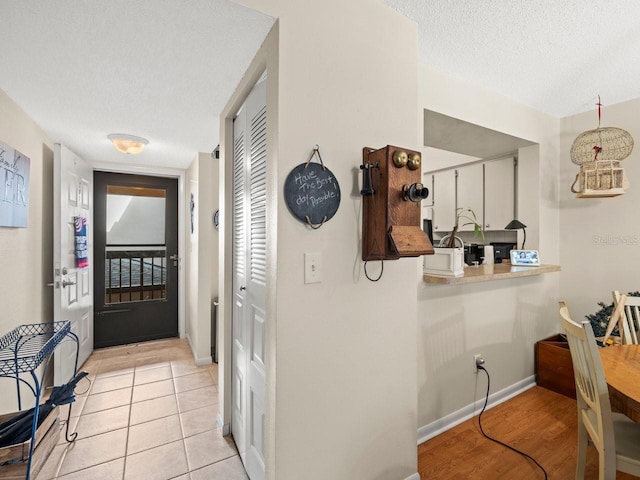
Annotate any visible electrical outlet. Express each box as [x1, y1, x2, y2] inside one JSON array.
[[474, 354, 485, 373]]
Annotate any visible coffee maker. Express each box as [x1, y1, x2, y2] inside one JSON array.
[[464, 244, 484, 265]]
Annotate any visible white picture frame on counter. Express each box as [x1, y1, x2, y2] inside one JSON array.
[[510, 249, 540, 266]]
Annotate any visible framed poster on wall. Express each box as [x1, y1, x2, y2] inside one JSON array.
[[0, 139, 30, 227]]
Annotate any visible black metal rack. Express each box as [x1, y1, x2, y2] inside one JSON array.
[[0, 321, 79, 480]]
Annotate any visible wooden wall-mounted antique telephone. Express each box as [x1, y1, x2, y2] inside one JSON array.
[[360, 145, 434, 263]]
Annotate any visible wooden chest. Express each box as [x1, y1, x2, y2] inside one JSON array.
[[535, 334, 576, 399]]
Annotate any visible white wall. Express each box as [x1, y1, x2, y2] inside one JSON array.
[[222, 1, 421, 478], [185, 152, 218, 364], [186, 159, 199, 358], [559, 97, 640, 320], [424, 148, 480, 172], [209, 154, 220, 307], [107, 196, 165, 244], [0, 89, 54, 413], [417, 65, 562, 432]]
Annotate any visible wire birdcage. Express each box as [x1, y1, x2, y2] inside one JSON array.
[[570, 126, 634, 165], [570, 97, 634, 197]]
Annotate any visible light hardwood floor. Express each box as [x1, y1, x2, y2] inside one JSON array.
[[418, 386, 639, 479]]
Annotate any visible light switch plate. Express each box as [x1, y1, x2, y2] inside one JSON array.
[[304, 252, 322, 284]]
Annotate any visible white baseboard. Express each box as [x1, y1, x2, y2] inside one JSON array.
[[217, 413, 231, 436], [185, 333, 212, 366], [185, 332, 195, 357], [417, 375, 536, 445], [195, 355, 213, 366], [404, 473, 421, 480]]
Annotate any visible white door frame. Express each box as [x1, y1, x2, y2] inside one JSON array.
[[90, 162, 187, 340]]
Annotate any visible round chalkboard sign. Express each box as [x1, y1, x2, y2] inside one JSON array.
[[284, 162, 341, 227]]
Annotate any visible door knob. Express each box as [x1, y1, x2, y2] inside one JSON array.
[[240, 286, 246, 291], [61, 279, 76, 288]]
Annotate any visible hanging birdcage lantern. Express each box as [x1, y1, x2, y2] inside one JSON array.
[[570, 97, 633, 198]]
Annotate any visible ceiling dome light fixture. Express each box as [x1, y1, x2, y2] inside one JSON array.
[[107, 134, 149, 155]]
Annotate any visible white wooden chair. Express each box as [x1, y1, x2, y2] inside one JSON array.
[[559, 302, 640, 479], [612, 291, 640, 344], [601, 293, 627, 345]]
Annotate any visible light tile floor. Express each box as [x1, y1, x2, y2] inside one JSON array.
[[36, 338, 248, 480]]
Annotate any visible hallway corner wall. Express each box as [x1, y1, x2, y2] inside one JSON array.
[[0, 89, 54, 413], [185, 152, 218, 364]]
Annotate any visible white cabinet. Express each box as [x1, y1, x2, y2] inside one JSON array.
[[422, 173, 434, 227], [422, 173, 434, 207], [484, 157, 515, 230], [428, 157, 516, 234], [432, 170, 456, 232], [456, 163, 484, 231]]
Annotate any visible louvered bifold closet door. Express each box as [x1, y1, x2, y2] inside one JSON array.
[[245, 81, 267, 480], [234, 131, 246, 287], [231, 107, 248, 464], [231, 78, 267, 480], [250, 105, 267, 288]]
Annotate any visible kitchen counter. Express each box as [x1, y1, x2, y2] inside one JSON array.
[[423, 263, 561, 285]]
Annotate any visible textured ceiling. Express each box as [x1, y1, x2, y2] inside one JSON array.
[[384, 0, 640, 118], [0, 1, 274, 169], [2, 1, 640, 170]]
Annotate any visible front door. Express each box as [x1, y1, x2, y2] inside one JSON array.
[[53, 144, 93, 384], [232, 79, 267, 480], [93, 172, 178, 348]]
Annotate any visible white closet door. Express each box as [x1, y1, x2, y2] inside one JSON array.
[[232, 79, 267, 480], [231, 108, 247, 464]]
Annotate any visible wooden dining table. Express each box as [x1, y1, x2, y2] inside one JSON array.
[[600, 344, 640, 422]]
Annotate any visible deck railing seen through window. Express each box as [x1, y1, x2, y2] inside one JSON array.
[[105, 247, 166, 304]]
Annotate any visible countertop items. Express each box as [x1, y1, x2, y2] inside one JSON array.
[[423, 262, 560, 285]]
